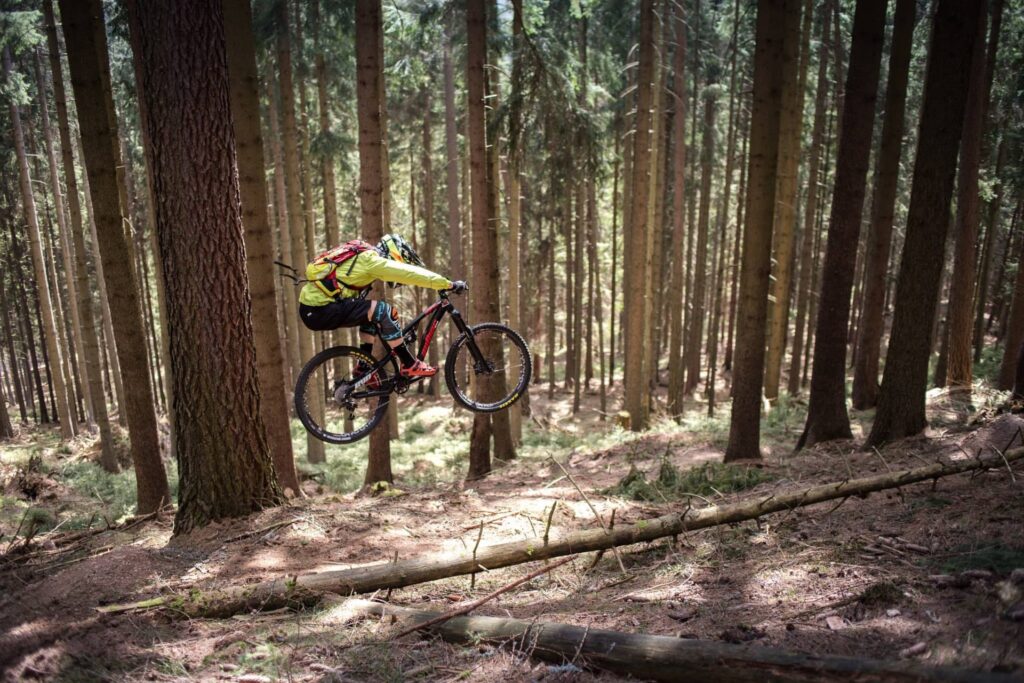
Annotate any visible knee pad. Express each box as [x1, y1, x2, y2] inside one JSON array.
[[372, 301, 402, 341], [358, 322, 376, 336]]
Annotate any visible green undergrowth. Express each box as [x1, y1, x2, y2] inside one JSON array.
[[0, 434, 179, 536], [931, 543, 1024, 574], [974, 343, 1004, 385], [605, 458, 774, 502], [295, 397, 652, 492]]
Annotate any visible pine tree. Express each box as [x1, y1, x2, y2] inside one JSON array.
[[867, 0, 986, 447], [797, 0, 887, 449], [850, 0, 915, 410], [724, 0, 789, 462], [223, 0, 301, 495], [127, 0, 283, 533], [59, 0, 170, 513]]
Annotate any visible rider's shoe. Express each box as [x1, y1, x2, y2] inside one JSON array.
[[400, 359, 438, 378]]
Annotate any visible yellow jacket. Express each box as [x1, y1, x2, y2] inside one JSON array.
[[299, 248, 452, 306]]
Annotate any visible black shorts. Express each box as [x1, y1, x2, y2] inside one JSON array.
[[299, 299, 372, 331]]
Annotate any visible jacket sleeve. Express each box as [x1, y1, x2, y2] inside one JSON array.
[[363, 252, 453, 290]]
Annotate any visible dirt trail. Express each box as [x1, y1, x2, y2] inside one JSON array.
[[1, 406, 1022, 681]]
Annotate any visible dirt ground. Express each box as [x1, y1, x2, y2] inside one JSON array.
[[1, 387, 1023, 682]]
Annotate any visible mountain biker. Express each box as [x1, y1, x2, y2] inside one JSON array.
[[298, 234, 466, 378]]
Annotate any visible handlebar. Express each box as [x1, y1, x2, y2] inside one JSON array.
[[444, 281, 469, 296]]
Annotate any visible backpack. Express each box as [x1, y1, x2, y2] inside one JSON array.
[[306, 239, 376, 298]]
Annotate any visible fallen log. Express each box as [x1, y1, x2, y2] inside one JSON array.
[[343, 599, 1013, 683], [99, 448, 1024, 617]]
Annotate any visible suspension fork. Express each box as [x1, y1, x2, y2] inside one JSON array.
[[449, 306, 488, 365]]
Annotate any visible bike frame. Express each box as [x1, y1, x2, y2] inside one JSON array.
[[352, 291, 487, 393]]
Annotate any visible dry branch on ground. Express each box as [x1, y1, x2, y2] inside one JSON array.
[[98, 448, 1024, 618]]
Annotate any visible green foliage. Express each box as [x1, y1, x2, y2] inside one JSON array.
[[973, 342, 1004, 385], [606, 459, 773, 502], [858, 581, 905, 607], [933, 544, 1024, 574], [59, 458, 179, 522]]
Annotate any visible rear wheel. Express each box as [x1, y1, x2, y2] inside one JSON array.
[[294, 346, 390, 445], [444, 323, 531, 413]]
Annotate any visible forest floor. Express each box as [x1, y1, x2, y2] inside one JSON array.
[[0, 381, 1023, 682]]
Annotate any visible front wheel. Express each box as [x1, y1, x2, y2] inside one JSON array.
[[444, 323, 531, 413], [295, 346, 390, 445]]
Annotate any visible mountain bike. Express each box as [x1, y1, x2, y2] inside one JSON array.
[[293, 285, 532, 445]]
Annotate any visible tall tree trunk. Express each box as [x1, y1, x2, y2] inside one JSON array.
[[4, 48, 75, 440], [59, 0, 170, 512], [81, 170, 128, 426], [223, 0, 301, 495], [850, 0, 914, 409], [443, 41, 464, 282], [644, 15, 667, 403], [608, 116, 620, 388], [8, 225, 47, 425], [763, 0, 810, 401], [999, 231, 1024, 390], [667, 0, 687, 417], [711, 0, 741, 391], [623, 0, 655, 431], [725, 101, 749, 374], [421, 91, 441, 397], [974, 137, 1007, 360], [946, 0, 1001, 391], [797, 0, 887, 449], [32, 47, 90, 426], [278, 0, 326, 464], [483, 16, 514, 463], [266, 75, 300, 388], [355, 0, 393, 485], [866, 0, 985, 447], [684, 89, 716, 394], [788, 6, 832, 398], [723, 0, 789, 462], [506, 0, 525, 431], [0, 272, 27, 423], [313, 0, 339, 246], [466, 0, 512, 476], [127, 0, 283, 534]]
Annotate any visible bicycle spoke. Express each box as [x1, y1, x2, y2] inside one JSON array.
[[445, 323, 531, 413], [296, 347, 389, 444]]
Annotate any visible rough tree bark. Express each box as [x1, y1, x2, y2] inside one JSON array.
[[59, 0, 170, 512], [127, 0, 283, 534], [866, 0, 985, 447], [506, 0, 525, 430], [223, 0, 301, 495], [623, 0, 655, 431], [277, 0, 326, 465], [421, 91, 441, 397], [442, 40, 464, 283], [684, 89, 716, 395], [667, 0, 687, 417], [354, 0, 393, 485], [788, 3, 834, 398], [724, 0, 788, 462], [467, 0, 514, 477], [850, 0, 915, 410], [352, 601, 1006, 683], [797, 0, 887, 450], [762, 0, 807, 401], [946, 0, 1000, 391]]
